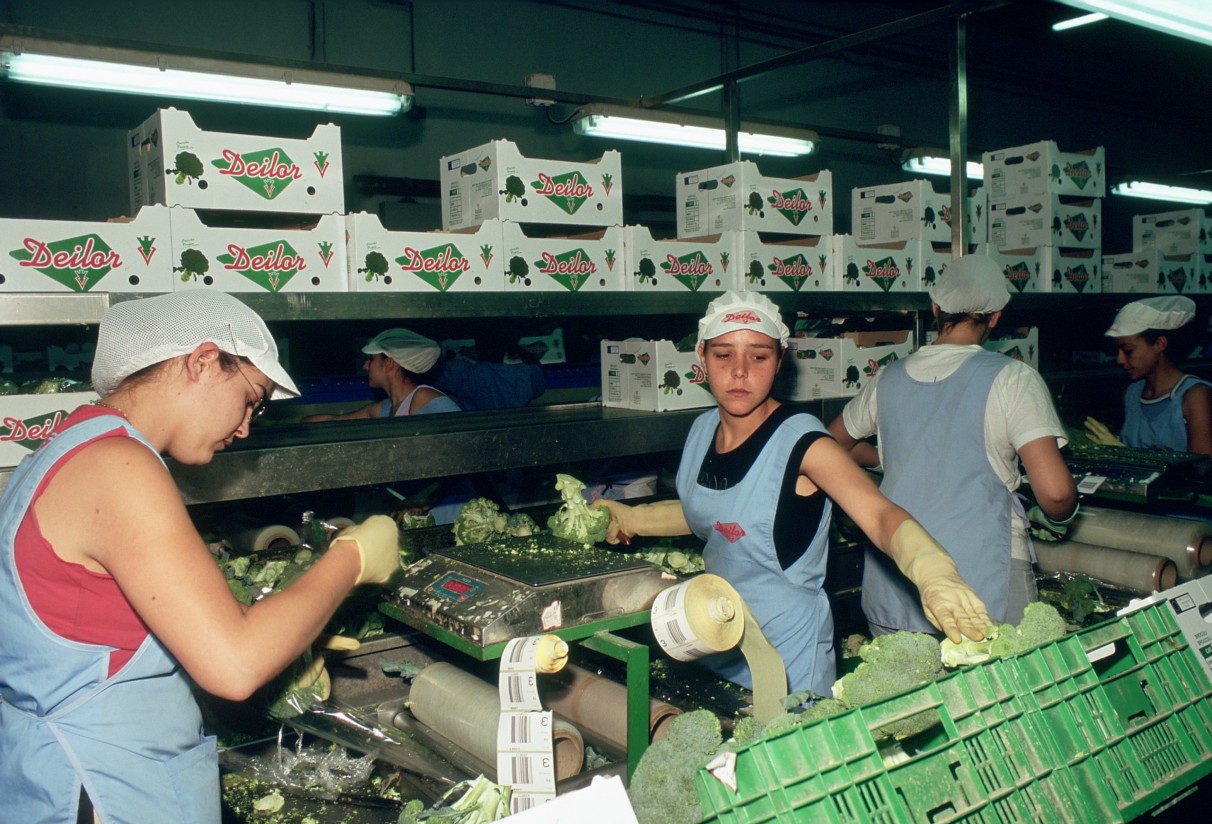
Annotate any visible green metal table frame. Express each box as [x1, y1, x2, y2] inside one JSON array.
[[379, 603, 654, 777]]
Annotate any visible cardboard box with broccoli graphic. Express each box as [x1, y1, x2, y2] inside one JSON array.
[[1132, 208, 1211, 257], [989, 195, 1101, 250], [1, 206, 173, 293], [128, 108, 344, 215], [345, 214, 504, 293], [983, 326, 1040, 370], [737, 232, 837, 292], [836, 235, 924, 293], [1, 392, 99, 468], [1103, 250, 1202, 294], [440, 139, 622, 230], [600, 339, 714, 412], [621, 226, 738, 292], [982, 140, 1106, 199], [169, 209, 346, 293], [852, 180, 982, 245], [676, 162, 832, 239], [501, 223, 624, 292], [781, 330, 913, 400]]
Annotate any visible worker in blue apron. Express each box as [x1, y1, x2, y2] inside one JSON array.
[[595, 291, 992, 695], [0, 291, 401, 823], [1085, 296, 1212, 459], [829, 255, 1078, 631]]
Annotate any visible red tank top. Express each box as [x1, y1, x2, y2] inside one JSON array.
[[14, 406, 150, 676]]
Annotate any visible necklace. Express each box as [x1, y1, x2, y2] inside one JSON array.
[[92, 399, 126, 416]]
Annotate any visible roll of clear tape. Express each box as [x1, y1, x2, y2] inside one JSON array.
[[1034, 541, 1179, 594], [408, 662, 584, 782], [650, 574, 787, 723], [539, 663, 683, 756], [1065, 506, 1212, 580], [231, 524, 301, 553]]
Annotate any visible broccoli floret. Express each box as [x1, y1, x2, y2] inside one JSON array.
[[729, 716, 766, 747], [505, 513, 539, 537], [830, 631, 945, 739], [546, 474, 610, 546], [452, 498, 505, 546], [940, 602, 1068, 667], [628, 709, 722, 824], [761, 697, 848, 739]]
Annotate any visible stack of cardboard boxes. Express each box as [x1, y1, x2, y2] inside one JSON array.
[[1103, 208, 1210, 294]]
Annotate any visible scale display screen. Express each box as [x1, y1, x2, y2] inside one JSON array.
[[428, 571, 486, 603]]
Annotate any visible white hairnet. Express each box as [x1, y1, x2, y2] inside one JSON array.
[[697, 291, 790, 350], [928, 254, 1011, 313], [1105, 296, 1196, 338], [91, 291, 298, 399], [363, 328, 441, 373]]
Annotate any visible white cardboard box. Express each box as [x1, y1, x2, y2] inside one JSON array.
[[344, 213, 503, 292], [440, 140, 622, 230], [0, 392, 98, 468], [1037, 245, 1102, 294], [501, 223, 624, 292], [1132, 209, 1211, 256], [1, 206, 173, 293], [983, 140, 1106, 199], [781, 329, 913, 400], [600, 339, 714, 412], [737, 232, 836, 292], [676, 162, 832, 238], [836, 235, 923, 293], [621, 226, 737, 292], [851, 180, 981, 245], [170, 209, 347, 293], [983, 326, 1039, 370], [989, 195, 1102, 250], [985, 246, 1043, 294], [1102, 250, 1202, 294], [128, 108, 344, 215]]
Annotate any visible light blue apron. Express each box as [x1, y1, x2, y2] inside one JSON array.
[[1122, 374, 1212, 452]]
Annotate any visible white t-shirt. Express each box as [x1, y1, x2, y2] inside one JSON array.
[[840, 344, 1068, 561]]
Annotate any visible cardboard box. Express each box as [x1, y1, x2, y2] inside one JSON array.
[[851, 180, 981, 245], [737, 232, 835, 292], [1038, 245, 1102, 294], [169, 209, 347, 293], [501, 223, 624, 292], [440, 140, 622, 230], [621, 226, 737, 292], [989, 195, 1102, 250], [1, 206, 172, 293], [836, 235, 923, 293], [677, 162, 832, 238], [128, 108, 344, 215], [600, 339, 714, 412], [1102, 250, 1202, 294], [781, 329, 913, 400], [0, 392, 98, 468], [344, 213, 503, 292], [984, 246, 1043, 294], [1132, 209, 1211, 256], [983, 326, 1039, 370], [982, 140, 1106, 199]]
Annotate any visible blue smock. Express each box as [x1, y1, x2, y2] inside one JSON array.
[[676, 409, 835, 695], [1122, 374, 1211, 452], [0, 414, 219, 824]]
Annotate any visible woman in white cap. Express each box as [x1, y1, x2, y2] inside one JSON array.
[[828, 255, 1078, 636], [0, 291, 400, 823], [595, 291, 992, 697], [1084, 295, 1212, 457], [304, 327, 460, 421]]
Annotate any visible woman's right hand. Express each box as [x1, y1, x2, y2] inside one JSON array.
[[592, 499, 635, 545], [1084, 416, 1124, 447], [591, 499, 692, 545]]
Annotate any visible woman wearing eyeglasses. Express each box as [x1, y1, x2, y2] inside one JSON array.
[[0, 291, 401, 824]]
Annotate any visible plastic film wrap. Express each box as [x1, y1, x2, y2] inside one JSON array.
[[1066, 506, 1212, 580], [1034, 540, 1179, 594], [231, 524, 300, 553], [539, 663, 683, 756]]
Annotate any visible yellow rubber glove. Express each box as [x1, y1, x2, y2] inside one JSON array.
[[888, 520, 991, 643], [591, 499, 690, 545], [1084, 416, 1124, 447], [333, 515, 401, 585], [288, 635, 361, 704]]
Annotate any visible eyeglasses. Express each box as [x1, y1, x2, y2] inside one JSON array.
[[227, 325, 268, 422]]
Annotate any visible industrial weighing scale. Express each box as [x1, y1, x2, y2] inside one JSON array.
[[379, 534, 676, 776]]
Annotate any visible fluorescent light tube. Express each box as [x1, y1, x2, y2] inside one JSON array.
[[1052, 12, 1108, 31], [2, 47, 411, 116], [1111, 181, 1212, 205], [901, 153, 983, 180], [572, 109, 815, 158], [1059, 1, 1212, 47]]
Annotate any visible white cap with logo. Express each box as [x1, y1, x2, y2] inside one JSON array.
[[1105, 296, 1196, 338], [362, 328, 442, 373], [697, 291, 790, 350], [91, 291, 299, 399]]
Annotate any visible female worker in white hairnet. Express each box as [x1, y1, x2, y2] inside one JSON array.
[[827, 255, 1078, 635], [594, 291, 991, 697], [1084, 295, 1212, 458], [0, 292, 400, 823]]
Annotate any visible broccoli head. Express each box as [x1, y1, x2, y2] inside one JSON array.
[[628, 709, 722, 824], [546, 474, 610, 546], [452, 498, 506, 546], [505, 512, 539, 537], [940, 601, 1068, 667], [832, 631, 944, 708]]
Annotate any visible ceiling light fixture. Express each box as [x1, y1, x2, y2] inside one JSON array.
[[1052, 12, 1109, 31], [1058, 1, 1212, 47], [571, 104, 816, 158], [1110, 181, 1212, 205], [900, 149, 983, 180], [0, 34, 413, 116]]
